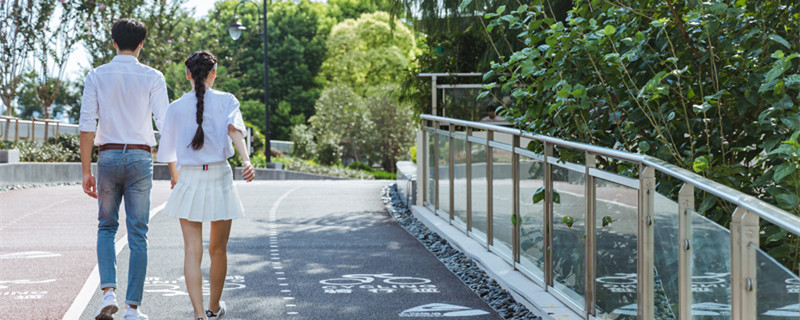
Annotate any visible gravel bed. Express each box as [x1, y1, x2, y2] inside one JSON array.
[[381, 184, 541, 320], [0, 181, 81, 193]]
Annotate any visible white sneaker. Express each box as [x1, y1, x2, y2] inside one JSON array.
[[205, 301, 226, 319], [94, 291, 119, 320], [124, 306, 149, 320]]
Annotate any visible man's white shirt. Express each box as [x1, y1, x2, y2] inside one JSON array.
[[79, 55, 169, 146]]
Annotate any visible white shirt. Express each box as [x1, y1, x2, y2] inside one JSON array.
[[79, 55, 169, 146], [156, 89, 246, 168]]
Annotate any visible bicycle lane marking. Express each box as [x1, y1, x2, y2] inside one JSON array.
[[266, 185, 304, 316], [62, 202, 167, 320]]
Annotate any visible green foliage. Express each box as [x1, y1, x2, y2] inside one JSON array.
[[409, 145, 417, 164], [271, 156, 374, 179], [290, 124, 317, 159], [2, 134, 83, 163], [347, 161, 372, 171], [309, 85, 369, 162], [320, 11, 417, 97], [483, 1, 800, 271], [316, 134, 343, 166], [364, 85, 416, 171]]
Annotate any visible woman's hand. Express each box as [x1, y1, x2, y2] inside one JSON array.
[[242, 161, 255, 182], [170, 174, 179, 189]]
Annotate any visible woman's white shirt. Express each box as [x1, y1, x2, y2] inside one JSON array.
[[157, 89, 246, 168]]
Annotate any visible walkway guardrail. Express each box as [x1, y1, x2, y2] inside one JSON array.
[[418, 114, 800, 320], [0, 116, 75, 142]]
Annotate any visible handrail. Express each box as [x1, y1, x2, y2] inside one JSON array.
[[421, 114, 800, 236], [419, 113, 799, 320]]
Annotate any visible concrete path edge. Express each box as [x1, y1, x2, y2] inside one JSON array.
[[411, 205, 583, 320]]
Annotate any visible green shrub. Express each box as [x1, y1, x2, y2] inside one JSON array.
[[368, 170, 396, 180], [347, 161, 372, 171], [289, 124, 316, 159], [409, 145, 417, 164], [47, 134, 81, 162], [272, 156, 373, 179], [316, 134, 343, 166]]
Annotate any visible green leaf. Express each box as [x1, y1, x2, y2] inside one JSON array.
[[769, 34, 792, 49], [532, 186, 545, 204], [698, 195, 716, 213], [562, 216, 574, 228], [476, 91, 490, 100], [602, 216, 613, 227], [496, 5, 506, 15], [459, 0, 472, 10], [692, 156, 709, 173], [603, 25, 616, 36], [773, 163, 797, 183], [766, 228, 788, 243], [639, 141, 650, 152], [511, 214, 518, 226], [775, 192, 800, 210]]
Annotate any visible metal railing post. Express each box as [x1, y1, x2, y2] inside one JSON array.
[[678, 183, 694, 320], [584, 152, 597, 317], [638, 165, 655, 320], [431, 76, 438, 116], [466, 127, 473, 232], [543, 142, 554, 288], [487, 130, 494, 246], [512, 135, 521, 264], [433, 121, 440, 213], [420, 122, 427, 206], [449, 124, 455, 222], [731, 207, 758, 320], [14, 118, 19, 142]]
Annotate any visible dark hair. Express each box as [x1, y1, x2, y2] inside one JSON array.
[[111, 19, 147, 51], [184, 50, 218, 150]]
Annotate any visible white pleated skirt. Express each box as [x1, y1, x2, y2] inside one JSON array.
[[162, 161, 245, 222]]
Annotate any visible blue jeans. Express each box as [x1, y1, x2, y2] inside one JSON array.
[[96, 148, 153, 306]]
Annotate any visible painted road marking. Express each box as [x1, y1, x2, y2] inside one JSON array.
[[0, 251, 62, 260], [62, 202, 167, 320], [266, 186, 302, 317], [399, 303, 490, 317]]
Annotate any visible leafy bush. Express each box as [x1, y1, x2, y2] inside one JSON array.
[[47, 134, 82, 162], [271, 156, 374, 179], [316, 134, 343, 166], [1, 134, 83, 162], [409, 145, 417, 164], [289, 124, 317, 160], [482, 1, 800, 271], [367, 170, 396, 180], [347, 161, 372, 171]]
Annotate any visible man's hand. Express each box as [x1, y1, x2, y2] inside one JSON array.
[[242, 161, 255, 182], [83, 173, 98, 199]]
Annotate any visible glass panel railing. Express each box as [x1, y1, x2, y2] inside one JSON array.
[[552, 165, 586, 308], [756, 243, 800, 319], [426, 129, 435, 208], [653, 193, 680, 320], [470, 141, 489, 243], [594, 177, 639, 319], [691, 210, 732, 319], [453, 137, 468, 229], [491, 147, 514, 260], [437, 133, 450, 216], [519, 156, 545, 279]]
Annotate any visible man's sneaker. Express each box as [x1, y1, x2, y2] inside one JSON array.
[[124, 307, 149, 320], [206, 301, 226, 319], [95, 291, 118, 320]]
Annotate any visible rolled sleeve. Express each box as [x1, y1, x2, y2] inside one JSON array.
[[227, 95, 247, 137], [78, 70, 99, 132], [156, 106, 178, 163], [150, 73, 169, 132]]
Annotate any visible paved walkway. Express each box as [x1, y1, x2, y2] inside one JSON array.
[[1, 181, 500, 319]]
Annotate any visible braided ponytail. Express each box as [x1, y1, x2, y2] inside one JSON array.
[[184, 50, 218, 150]]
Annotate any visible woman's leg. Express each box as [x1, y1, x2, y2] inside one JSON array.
[[208, 219, 232, 312], [180, 219, 206, 318]]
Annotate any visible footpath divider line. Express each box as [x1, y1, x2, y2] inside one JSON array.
[[62, 202, 167, 320]]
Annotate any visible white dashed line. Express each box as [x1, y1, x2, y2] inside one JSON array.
[[266, 186, 302, 317]]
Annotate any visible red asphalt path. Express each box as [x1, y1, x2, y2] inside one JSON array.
[[0, 182, 171, 320]]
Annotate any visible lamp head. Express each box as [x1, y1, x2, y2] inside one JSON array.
[[227, 17, 246, 40]]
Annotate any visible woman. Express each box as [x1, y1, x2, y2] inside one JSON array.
[[157, 50, 255, 320]]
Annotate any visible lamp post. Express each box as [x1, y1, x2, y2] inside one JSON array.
[[228, 0, 270, 163]]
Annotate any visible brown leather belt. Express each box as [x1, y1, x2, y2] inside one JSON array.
[[98, 144, 152, 153]]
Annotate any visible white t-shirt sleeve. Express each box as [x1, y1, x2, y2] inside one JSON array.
[[227, 94, 247, 137], [156, 104, 179, 163], [78, 69, 99, 133]]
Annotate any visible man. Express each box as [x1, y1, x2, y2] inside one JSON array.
[[79, 18, 168, 320]]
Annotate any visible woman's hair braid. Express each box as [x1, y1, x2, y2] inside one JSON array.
[[184, 50, 218, 150]]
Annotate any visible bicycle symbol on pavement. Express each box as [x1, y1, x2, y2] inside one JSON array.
[[319, 273, 439, 294], [144, 275, 246, 297]]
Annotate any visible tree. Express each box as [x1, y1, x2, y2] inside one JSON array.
[[320, 11, 417, 97], [16, 71, 80, 121], [30, 0, 94, 119], [365, 85, 415, 172], [308, 85, 371, 162], [0, 0, 51, 116]]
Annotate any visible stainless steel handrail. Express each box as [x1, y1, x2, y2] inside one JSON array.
[[421, 114, 800, 236], [419, 113, 798, 320]]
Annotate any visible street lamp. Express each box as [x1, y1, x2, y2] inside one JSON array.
[[227, 0, 271, 163]]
